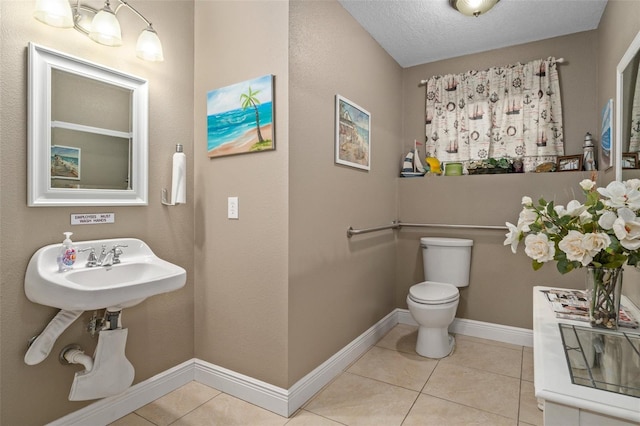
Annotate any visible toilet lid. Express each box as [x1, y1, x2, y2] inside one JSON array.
[[409, 281, 459, 304]]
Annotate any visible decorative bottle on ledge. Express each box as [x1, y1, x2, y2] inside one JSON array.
[[583, 132, 597, 171]]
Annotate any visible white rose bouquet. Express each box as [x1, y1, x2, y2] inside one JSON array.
[[504, 178, 640, 273]]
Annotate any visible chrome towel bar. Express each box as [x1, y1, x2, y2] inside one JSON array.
[[347, 221, 508, 238]]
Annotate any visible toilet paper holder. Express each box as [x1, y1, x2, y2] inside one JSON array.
[[162, 144, 186, 206]]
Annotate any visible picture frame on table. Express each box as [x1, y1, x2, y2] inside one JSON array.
[[556, 154, 582, 172]]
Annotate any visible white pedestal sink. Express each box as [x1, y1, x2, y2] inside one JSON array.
[[24, 238, 186, 369], [25, 237, 186, 311]]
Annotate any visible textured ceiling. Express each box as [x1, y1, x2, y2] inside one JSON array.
[[338, 0, 608, 68]]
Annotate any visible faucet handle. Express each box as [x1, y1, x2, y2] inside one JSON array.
[[78, 247, 97, 267], [111, 244, 128, 264]]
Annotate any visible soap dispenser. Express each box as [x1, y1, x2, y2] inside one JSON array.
[[57, 232, 77, 272]]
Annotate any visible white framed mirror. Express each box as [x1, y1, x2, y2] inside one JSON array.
[[28, 42, 149, 206], [615, 30, 640, 182]]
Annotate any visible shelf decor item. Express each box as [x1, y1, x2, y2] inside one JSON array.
[[467, 157, 514, 174], [556, 154, 583, 172], [504, 178, 640, 329]]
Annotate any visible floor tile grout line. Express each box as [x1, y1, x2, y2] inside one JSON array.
[[420, 358, 440, 393], [438, 359, 523, 380], [130, 412, 158, 426], [453, 335, 525, 351], [287, 409, 349, 426], [165, 391, 225, 425], [344, 369, 427, 394], [419, 392, 520, 423], [518, 346, 525, 423], [399, 388, 424, 426]]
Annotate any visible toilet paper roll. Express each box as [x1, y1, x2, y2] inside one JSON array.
[[171, 150, 186, 205]]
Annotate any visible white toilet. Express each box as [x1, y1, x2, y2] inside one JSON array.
[[407, 237, 473, 358]]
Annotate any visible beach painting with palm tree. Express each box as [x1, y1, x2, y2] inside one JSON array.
[[207, 74, 275, 158]]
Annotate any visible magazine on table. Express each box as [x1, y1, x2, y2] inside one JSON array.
[[541, 289, 639, 329]]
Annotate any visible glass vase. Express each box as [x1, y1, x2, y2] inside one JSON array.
[[586, 267, 623, 329]]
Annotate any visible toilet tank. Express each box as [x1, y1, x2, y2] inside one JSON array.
[[420, 237, 473, 288]]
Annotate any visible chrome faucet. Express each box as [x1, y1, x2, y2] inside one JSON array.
[[100, 249, 116, 267], [79, 247, 98, 267], [96, 244, 109, 266], [89, 244, 128, 267]]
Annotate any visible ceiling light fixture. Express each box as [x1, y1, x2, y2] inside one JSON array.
[[449, 0, 500, 17], [33, 0, 164, 62]]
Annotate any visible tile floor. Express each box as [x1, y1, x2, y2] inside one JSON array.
[[110, 324, 542, 425]]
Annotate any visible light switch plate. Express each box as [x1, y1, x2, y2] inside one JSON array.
[[228, 197, 239, 219]]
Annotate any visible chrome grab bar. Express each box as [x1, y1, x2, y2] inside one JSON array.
[[347, 221, 508, 238], [346, 221, 400, 238]]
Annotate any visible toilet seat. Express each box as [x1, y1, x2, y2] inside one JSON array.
[[409, 281, 459, 305]]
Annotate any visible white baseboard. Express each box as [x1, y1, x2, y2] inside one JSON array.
[[397, 308, 533, 347], [50, 310, 532, 424], [450, 317, 533, 347], [285, 308, 398, 416], [194, 359, 289, 417], [195, 308, 399, 417], [48, 360, 194, 426]]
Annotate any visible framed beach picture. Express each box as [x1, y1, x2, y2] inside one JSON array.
[[51, 145, 80, 180], [335, 95, 371, 171], [207, 74, 275, 158]]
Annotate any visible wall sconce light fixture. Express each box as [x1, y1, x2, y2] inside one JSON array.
[[449, 0, 500, 17], [34, 0, 164, 62]]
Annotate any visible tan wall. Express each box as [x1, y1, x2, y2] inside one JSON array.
[[598, 0, 640, 306], [0, 1, 195, 424], [396, 172, 599, 329], [3, 0, 640, 423], [287, 0, 403, 386], [193, 1, 290, 388], [399, 32, 602, 329]]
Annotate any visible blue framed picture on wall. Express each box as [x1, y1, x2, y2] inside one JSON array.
[[207, 74, 275, 158], [601, 98, 613, 170]]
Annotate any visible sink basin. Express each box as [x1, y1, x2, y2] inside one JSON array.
[[25, 238, 186, 310]]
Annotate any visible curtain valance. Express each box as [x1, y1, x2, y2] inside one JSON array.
[[424, 57, 564, 172]]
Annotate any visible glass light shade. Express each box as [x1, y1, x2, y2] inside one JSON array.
[[89, 7, 122, 46], [450, 0, 500, 17], [33, 0, 74, 28], [136, 27, 164, 62]]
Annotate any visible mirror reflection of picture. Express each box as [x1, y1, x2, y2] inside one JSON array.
[[622, 152, 639, 169], [51, 145, 80, 180]]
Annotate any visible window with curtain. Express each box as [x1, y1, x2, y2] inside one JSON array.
[[424, 57, 564, 172]]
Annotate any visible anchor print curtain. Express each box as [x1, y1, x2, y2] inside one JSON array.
[[424, 57, 564, 172]]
